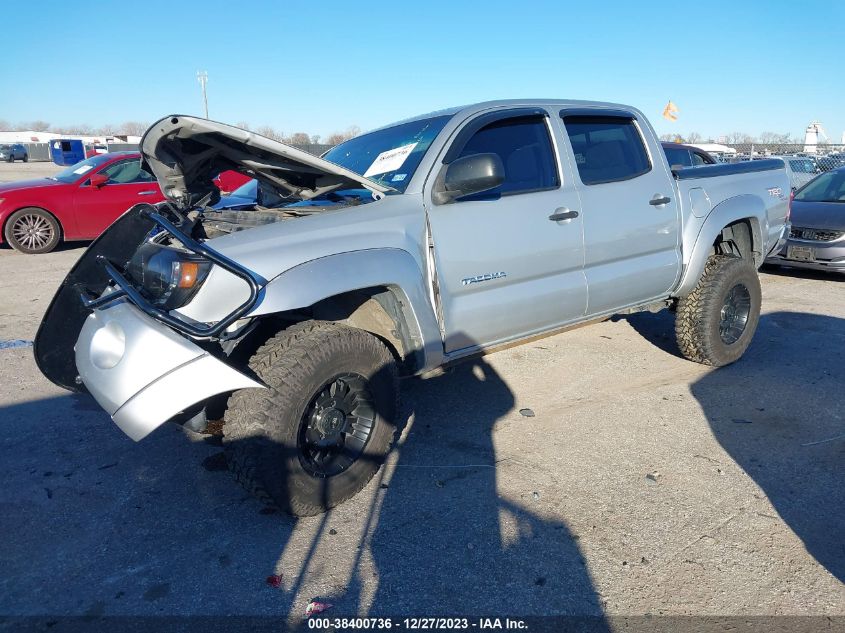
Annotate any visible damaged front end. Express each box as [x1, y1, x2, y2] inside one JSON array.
[[34, 203, 266, 440], [35, 114, 391, 440]]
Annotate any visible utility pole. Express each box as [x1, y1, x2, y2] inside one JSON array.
[[196, 71, 209, 118]]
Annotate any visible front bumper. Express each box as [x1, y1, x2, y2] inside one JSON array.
[[74, 300, 263, 441], [764, 233, 845, 273]]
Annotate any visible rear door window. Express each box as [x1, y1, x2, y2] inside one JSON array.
[[456, 115, 559, 198], [562, 115, 652, 185]]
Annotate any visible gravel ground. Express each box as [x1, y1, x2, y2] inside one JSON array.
[[0, 162, 842, 626]]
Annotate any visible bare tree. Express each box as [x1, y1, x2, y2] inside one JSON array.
[[685, 131, 703, 143], [310, 134, 321, 145], [118, 121, 148, 136], [27, 120, 51, 132], [325, 125, 361, 146], [0, 119, 9, 131], [658, 133, 682, 142], [726, 131, 756, 144], [235, 121, 251, 131], [255, 125, 283, 141], [285, 132, 311, 145], [61, 124, 94, 135], [758, 131, 797, 145]]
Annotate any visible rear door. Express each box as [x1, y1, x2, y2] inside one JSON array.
[[73, 159, 162, 237], [426, 108, 587, 353], [559, 109, 681, 315]]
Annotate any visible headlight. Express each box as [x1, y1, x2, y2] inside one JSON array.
[[125, 242, 211, 310]]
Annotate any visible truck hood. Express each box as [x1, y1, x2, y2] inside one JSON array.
[[140, 115, 392, 208]]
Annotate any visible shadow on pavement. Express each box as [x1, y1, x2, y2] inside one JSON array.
[[339, 360, 602, 616], [625, 308, 845, 583], [0, 356, 604, 623]]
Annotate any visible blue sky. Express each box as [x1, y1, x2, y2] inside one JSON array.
[[2, 0, 843, 141]]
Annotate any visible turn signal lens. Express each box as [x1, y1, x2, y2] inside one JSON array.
[[177, 261, 200, 288]]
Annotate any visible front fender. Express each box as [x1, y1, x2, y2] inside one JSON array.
[[675, 195, 765, 297], [255, 249, 444, 372], [177, 248, 444, 372]]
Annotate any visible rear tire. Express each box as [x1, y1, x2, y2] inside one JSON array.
[[22, 154, 28, 163], [4, 207, 61, 254], [675, 255, 761, 366], [224, 321, 399, 516]]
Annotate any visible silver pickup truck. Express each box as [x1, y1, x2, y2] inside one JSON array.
[[35, 100, 790, 515]]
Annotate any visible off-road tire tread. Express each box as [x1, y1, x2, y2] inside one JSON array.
[[675, 254, 760, 366], [224, 320, 399, 516]]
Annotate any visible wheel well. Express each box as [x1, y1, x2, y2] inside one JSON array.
[[713, 219, 759, 264], [2, 206, 64, 242], [222, 287, 418, 375]]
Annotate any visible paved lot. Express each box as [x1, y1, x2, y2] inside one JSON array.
[[0, 163, 843, 623], [0, 160, 59, 183]]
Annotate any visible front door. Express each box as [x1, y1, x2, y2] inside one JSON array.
[[426, 110, 588, 354], [73, 159, 161, 237]]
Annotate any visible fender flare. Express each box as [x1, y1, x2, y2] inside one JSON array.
[[675, 194, 765, 297], [250, 248, 444, 372]]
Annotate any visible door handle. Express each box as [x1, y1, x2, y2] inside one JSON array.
[[138, 190, 158, 196], [549, 208, 579, 221], [649, 195, 672, 206]]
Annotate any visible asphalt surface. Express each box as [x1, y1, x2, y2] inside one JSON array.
[[0, 161, 843, 625]]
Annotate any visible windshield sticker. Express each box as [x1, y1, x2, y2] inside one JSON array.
[[363, 142, 418, 178], [73, 165, 94, 175], [391, 173, 407, 182]]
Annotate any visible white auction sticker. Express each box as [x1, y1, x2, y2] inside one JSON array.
[[73, 165, 94, 175], [363, 142, 417, 177]]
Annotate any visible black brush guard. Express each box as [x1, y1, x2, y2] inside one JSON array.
[[34, 204, 264, 392]]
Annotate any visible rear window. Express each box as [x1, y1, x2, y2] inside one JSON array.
[[664, 147, 692, 168], [563, 116, 651, 185]]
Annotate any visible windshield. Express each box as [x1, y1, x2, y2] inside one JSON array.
[[321, 115, 452, 192], [51, 154, 117, 183], [794, 169, 845, 203]]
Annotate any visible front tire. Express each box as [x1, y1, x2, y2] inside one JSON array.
[[22, 154, 28, 162], [224, 321, 399, 516], [4, 207, 61, 254], [675, 255, 761, 366]]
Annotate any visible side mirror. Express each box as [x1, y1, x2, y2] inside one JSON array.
[[433, 153, 505, 204], [89, 173, 109, 188]]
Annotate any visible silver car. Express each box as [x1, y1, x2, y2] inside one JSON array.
[[35, 100, 790, 516], [766, 166, 845, 272]]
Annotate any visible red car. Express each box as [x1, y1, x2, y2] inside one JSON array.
[[213, 169, 252, 194], [0, 152, 165, 254]]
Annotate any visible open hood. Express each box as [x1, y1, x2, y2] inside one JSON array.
[[140, 115, 392, 208]]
